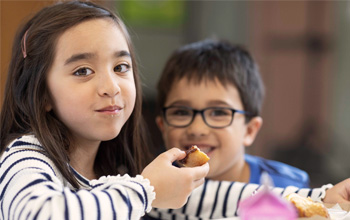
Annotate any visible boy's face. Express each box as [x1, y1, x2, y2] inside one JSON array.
[[156, 77, 262, 181]]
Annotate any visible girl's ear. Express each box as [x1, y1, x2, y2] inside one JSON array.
[[44, 96, 53, 112], [45, 104, 52, 112], [243, 116, 263, 147], [155, 115, 165, 133]]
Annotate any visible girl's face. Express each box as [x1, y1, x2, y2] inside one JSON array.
[[156, 77, 262, 181], [46, 18, 136, 148]]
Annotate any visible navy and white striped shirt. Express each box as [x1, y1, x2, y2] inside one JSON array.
[[146, 178, 332, 219], [0, 135, 155, 220]]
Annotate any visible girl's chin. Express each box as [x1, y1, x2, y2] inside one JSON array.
[[99, 131, 121, 141]]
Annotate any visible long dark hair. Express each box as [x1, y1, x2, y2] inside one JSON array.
[[0, 1, 151, 188]]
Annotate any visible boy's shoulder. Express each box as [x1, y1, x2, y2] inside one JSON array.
[[245, 154, 310, 188]]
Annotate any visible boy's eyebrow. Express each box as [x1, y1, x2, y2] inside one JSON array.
[[207, 100, 231, 106], [64, 50, 131, 66], [167, 100, 190, 106], [167, 100, 232, 107]]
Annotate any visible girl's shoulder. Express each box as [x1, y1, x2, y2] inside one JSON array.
[[0, 135, 44, 161], [4, 134, 44, 152], [1, 134, 53, 171], [1, 134, 45, 161], [0, 134, 65, 184]]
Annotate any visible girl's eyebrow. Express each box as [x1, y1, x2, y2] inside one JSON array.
[[64, 50, 131, 66], [115, 50, 131, 58], [64, 53, 95, 65]]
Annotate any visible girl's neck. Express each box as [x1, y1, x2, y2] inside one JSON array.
[[69, 140, 100, 180]]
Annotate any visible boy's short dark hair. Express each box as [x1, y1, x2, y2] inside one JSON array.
[[156, 39, 265, 121]]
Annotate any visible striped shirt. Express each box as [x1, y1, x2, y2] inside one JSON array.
[[146, 178, 332, 220], [0, 135, 155, 220]]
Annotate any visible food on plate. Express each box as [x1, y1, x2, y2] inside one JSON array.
[[178, 145, 210, 167], [285, 193, 329, 218]]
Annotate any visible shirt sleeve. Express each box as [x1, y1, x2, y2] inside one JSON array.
[[146, 179, 332, 219], [245, 154, 311, 188], [0, 139, 155, 220]]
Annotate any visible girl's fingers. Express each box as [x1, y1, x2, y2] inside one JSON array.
[[193, 177, 206, 188], [161, 147, 186, 162], [189, 163, 210, 180]]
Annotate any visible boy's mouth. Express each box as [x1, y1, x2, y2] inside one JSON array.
[[183, 145, 214, 155]]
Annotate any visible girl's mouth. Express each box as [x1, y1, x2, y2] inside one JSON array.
[[96, 105, 122, 114]]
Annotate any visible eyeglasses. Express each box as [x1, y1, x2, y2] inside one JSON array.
[[162, 106, 251, 128]]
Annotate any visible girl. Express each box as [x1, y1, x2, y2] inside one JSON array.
[[0, 1, 209, 219]]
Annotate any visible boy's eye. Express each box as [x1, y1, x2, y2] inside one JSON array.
[[172, 109, 191, 116], [209, 109, 231, 116], [73, 67, 93, 76], [167, 108, 192, 117], [114, 64, 130, 73]]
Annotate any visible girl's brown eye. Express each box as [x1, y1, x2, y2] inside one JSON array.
[[114, 64, 130, 73], [74, 67, 93, 76]]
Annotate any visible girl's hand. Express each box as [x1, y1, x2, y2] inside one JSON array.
[[141, 148, 209, 209], [323, 178, 350, 204]]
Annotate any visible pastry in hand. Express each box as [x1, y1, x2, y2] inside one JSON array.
[[285, 193, 329, 218], [178, 145, 210, 167]]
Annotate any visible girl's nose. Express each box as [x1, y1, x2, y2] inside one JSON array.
[[186, 114, 210, 137], [98, 71, 120, 97]]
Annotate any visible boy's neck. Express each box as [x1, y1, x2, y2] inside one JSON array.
[[211, 160, 250, 182], [237, 161, 250, 182]]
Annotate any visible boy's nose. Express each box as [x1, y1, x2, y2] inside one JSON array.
[[98, 72, 120, 97], [186, 114, 210, 137]]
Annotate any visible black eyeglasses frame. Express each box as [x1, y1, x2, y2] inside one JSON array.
[[162, 106, 251, 129]]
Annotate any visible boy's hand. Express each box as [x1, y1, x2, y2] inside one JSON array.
[[323, 178, 350, 204], [141, 148, 210, 209]]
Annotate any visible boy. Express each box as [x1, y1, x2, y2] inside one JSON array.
[[145, 39, 350, 219], [155, 39, 309, 188]]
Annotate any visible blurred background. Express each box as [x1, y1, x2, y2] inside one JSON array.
[[1, 0, 349, 187]]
